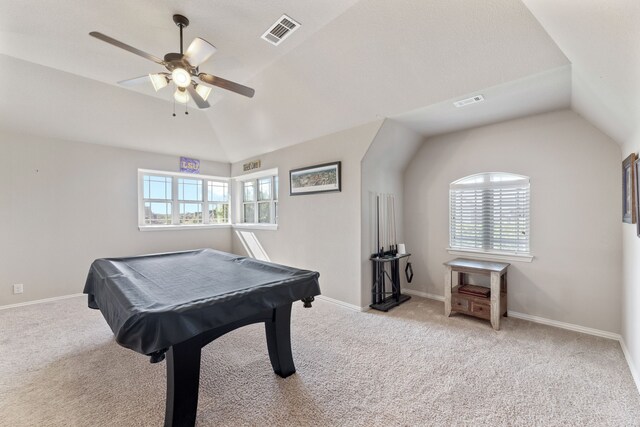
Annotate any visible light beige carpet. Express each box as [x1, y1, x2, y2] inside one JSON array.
[[0, 295, 639, 426]]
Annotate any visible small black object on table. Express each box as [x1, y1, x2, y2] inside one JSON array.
[[370, 253, 411, 311], [84, 249, 320, 427]]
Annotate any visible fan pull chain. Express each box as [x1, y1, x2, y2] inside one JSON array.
[[185, 103, 189, 115], [172, 99, 176, 117]]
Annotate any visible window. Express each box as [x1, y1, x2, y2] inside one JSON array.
[[241, 175, 278, 224], [178, 178, 203, 224], [449, 172, 530, 254], [208, 181, 230, 223], [142, 175, 172, 225], [139, 170, 230, 228]]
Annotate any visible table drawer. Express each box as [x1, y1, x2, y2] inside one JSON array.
[[452, 297, 469, 312], [471, 301, 491, 319]]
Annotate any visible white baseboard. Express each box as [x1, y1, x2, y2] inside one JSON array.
[[506, 311, 621, 341], [403, 288, 444, 302], [620, 337, 640, 394], [406, 289, 619, 340], [315, 295, 369, 312], [0, 293, 85, 310]]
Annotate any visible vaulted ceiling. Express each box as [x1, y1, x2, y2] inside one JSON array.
[[1, 1, 630, 163]]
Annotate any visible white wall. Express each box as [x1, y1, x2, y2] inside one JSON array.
[[404, 110, 622, 333], [361, 119, 424, 305], [0, 131, 231, 306], [230, 120, 383, 308], [621, 137, 640, 389]]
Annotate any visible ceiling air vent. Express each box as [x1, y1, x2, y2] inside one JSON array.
[[261, 14, 300, 46], [454, 95, 485, 108]]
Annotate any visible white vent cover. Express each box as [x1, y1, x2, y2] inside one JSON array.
[[261, 14, 300, 46], [453, 95, 485, 108]]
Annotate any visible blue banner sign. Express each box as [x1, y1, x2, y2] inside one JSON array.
[[180, 157, 200, 174]]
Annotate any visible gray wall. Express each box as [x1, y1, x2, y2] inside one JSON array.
[[403, 110, 622, 333], [0, 131, 231, 306], [361, 119, 424, 305], [230, 121, 383, 308]]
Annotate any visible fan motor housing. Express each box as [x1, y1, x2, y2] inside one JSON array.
[[163, 53, 193, 72]]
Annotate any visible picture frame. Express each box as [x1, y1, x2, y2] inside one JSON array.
[[289, 161, 341, 196], [622, 153, 637, 224], [635, 158, 640, 236]]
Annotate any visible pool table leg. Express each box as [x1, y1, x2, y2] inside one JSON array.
[[265, 303, 296, 378], [164, 337, 202, 427]]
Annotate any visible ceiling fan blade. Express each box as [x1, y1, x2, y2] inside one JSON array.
[[198, 73, 255, 98], [184, 38, 217, 67], [187, 86, 210, 109], [117, 75, 151, 87], [89, 32, 164, 65]]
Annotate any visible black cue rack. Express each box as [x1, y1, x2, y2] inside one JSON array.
[[370, 253, 411, 312]]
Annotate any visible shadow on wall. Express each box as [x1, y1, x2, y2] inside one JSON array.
[[235, 230, 271, 261]]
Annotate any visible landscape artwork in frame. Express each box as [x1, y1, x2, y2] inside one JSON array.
[[622, 153, 637, 224], [636, 159, 640, 236], [289, 161, 341, 195]]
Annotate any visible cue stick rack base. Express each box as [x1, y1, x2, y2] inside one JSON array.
[[370, 253, 412, 312]]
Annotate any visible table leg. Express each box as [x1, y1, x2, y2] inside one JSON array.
[[392, 259, 400, 302], [371, 261, 377, 305], [490, 272, 500, 330], [444, 266, 452, 316], [164, 338, 202, 427], [265, 303, 296, 378]]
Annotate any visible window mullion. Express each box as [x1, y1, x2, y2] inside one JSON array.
[[203, 180, 210, 224], [172, 177, 179, 225]]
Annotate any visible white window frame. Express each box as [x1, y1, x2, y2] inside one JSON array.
[[447, 172, 533, 263], [232, 168, 279, 231], [138, 169, 231, 231]]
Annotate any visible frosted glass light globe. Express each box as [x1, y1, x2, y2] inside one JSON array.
[[174, 88, 190, 104], [195, 84, 212, 101], [171, 68, 191, 88]]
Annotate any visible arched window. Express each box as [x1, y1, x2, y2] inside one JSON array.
[[449, 172, 530, 254]]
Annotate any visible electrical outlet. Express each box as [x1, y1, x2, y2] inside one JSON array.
[[13, 284, 23, 294]]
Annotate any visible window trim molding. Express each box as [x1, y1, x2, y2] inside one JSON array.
[[446, 248, 533, 263], [139, 224, 231, 231], [232, 223, 278, 231], [137, 169, 230, 229], [232, 168, 279, 228]]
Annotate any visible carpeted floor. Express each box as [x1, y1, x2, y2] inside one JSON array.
[[0, 295, 639, 426]]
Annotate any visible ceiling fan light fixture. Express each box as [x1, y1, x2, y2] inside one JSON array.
[[174, 87, 190, 104], [195, 84, 212, 101], [149, 73, 168, 92], [171, 68, 191, 88]]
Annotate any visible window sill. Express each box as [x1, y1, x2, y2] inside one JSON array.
[[139, 224, 231, 231], [446, 248, 533, 263], [232, 223, 278, 231]]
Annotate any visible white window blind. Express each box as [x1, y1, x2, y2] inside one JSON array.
[[450, 172, 530, 254]]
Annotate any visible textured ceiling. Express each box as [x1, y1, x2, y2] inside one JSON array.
[[392, 65, 571, 137], [0, 54, 226, 161], [0, 0, 572, 162], [522, 0, 640, 149]]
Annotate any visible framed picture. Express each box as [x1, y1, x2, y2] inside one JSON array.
[[289, 161, 341, 195], [623, 153, 637, 224], [636, 159, 640, 236]]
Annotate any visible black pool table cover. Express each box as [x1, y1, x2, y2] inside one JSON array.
[[83, 249, 321, 355]]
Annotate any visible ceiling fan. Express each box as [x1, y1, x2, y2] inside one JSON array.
[[89, 14, 255, 110]]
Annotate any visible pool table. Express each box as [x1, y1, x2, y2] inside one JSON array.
[[84, 249, 320, 427]]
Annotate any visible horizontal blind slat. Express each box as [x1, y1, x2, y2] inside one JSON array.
[[450, 176, 530, 253]]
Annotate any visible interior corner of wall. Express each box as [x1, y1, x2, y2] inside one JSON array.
[[360, 119, 387, 163]]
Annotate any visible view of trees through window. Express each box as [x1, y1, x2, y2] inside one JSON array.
[[242, 175, 278, 224], [141, 173, 229, 226]]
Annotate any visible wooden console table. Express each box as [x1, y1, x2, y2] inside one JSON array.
[[444, 258, 509, 330]]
